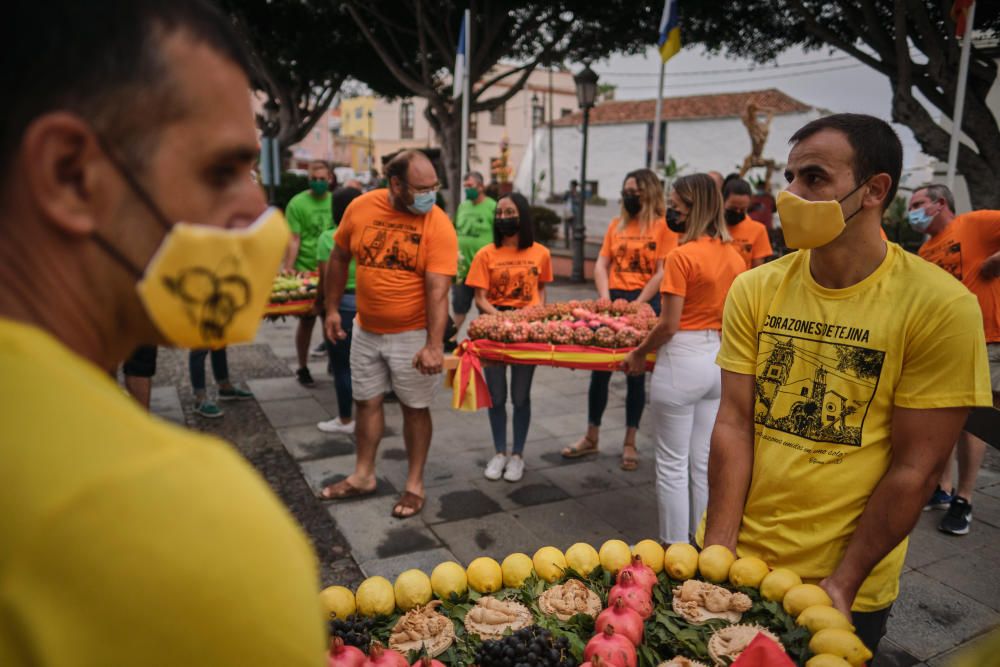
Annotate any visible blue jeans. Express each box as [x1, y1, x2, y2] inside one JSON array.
[[587, 288, 660, 429], [484, 364, 536, 455], [326, 293, 356, 419], [190, 348, 228, 394]]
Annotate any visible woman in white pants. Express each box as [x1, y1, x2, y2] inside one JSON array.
[[624, 173, 746, 544]]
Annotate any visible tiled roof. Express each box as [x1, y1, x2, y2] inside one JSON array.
[[552, 88, 812, 126]]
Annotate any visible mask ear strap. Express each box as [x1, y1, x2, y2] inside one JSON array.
[[95, 135, 174, 233], [91, 231, 146, 279]]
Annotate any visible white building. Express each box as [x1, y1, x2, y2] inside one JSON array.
[[515, 88, 824, 207]]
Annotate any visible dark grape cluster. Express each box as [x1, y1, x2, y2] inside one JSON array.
[[329, 614, 374, 650], [473, 626, 578, 667]]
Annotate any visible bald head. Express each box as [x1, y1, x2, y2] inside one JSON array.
[[385, 150, 438, 213]]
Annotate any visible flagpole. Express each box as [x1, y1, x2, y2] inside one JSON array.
[[651, 59, 665, 169], [460, 8, 471, 177], [946, 0, 976, 192]]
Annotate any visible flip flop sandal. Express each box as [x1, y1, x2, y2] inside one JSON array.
[[620, 444, 639, 471], [318, 478, 376, 500], [561, 436, 599, 459], [392, 491, 425, 519]]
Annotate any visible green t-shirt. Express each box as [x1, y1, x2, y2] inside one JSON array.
[[316, 228, 356, 291], [455, 196, 497, 280], [285, 190, 332, 272]]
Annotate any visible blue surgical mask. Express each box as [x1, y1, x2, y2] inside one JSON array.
[[408, 191, 436, 215], [907, 207, 934, 233]]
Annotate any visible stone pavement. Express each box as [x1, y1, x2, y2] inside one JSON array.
[[151, 280, 1000, 667]]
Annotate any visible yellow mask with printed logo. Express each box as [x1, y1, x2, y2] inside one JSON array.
[[137, 208, 289, 349]]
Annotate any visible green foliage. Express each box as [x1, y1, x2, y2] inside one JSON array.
[[272, 172, 310, 211], [531, 205, 561, 243]]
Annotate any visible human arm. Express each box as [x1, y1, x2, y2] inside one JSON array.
[[978, 250, 1000, 279], [702, 370, 757, 552], [323, 244, 350, 342], [623, 293, 682, 374], [283, 235, 301, 273], [637, 258, 665, 304], [538, 284, 547, 306], [820, 406, 969, 616], [413, 271, 451, 375], [594, 255, 611, 300], [474, 288, 499, 315]]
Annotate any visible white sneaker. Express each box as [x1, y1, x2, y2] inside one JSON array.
[[503, 456, 525, 482], [484, 454, 508, 481], [317, 418, 355, 434]]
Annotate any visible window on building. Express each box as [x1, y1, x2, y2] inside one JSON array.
[[532, 104, 545, 127], [489, 103, 505, 126], [560, 108, 573, 118], [355, 107, 363, 120], [469, 112, 478, 139], [400, 101, 415, 139]]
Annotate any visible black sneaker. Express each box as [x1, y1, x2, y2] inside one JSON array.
[[939, 496, 972, 535], [296, 367, 315, 387], [924, 485, 954, 511]]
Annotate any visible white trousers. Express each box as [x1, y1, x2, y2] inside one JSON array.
[[649, 330, 722, 544]]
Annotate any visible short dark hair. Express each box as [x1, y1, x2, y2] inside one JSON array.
[[332, 186, 363, 225], [914, 183, 956, 213], [464, 171, 485, 186], [789, 113, 902, 210], [723, 177, 753, 199], [494, 192, 535, 250], [2, 0, 251, 178]]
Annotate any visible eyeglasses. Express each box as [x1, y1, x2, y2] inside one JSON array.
[[408, 183, 440, 196]]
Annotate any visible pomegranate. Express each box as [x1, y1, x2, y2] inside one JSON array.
[[607, 572, 654, 619], [584, 625, 637, 667], [328, 637, 365, 667], [363, 642, 408, 667], [595, 598, 644, 646], [580, 655, 610, 667], [410, 657, 446, 667], [618, 555, 657, 593]]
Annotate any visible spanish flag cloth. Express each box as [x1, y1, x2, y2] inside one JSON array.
[[658, 0, 681, 63], [951, 0, 974, 38]]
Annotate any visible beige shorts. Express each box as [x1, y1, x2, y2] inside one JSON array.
[[988, 343, 1000, 393], [350, 323, 439, 408]]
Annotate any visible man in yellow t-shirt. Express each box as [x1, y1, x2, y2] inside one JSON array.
[[0, 2, 325, 665], [702, 114, 991, 659]]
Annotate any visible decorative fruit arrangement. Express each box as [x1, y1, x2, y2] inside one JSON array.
[[321, 541, 874, 667], [466, 299, 657, 349], [270, 274, 318, 305]]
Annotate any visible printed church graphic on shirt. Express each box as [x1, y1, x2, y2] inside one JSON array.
[[753, 332, 885, 446], [487, 264, 540, 303], [359, 224, 421, 272], [611, 241, 656, 276], [922, 241, 963, 280]]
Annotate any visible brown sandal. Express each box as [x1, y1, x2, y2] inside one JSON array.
[[620, 443, 639, 471], [391, 491, 425, 519], [318, 478, 376, 500], [561, 436, 599, 459]]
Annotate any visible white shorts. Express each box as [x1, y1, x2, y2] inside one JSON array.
[[350, 323, 439, 408]]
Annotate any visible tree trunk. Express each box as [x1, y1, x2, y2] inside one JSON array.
[[425, 101, 463, 218]]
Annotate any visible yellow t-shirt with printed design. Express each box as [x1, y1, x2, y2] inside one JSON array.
[[0, 319, 325, 666], [712, 243, 991, 612]]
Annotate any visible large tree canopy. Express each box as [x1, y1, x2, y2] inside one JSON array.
[[679, 0, 1000, 209], [344, 0, 661, 213]]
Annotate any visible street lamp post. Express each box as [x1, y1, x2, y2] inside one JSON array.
[[263, 100, 280, 205], [530, 93, 540, 205], [572, 65, 598, 283], [367, 110, 374, 173]]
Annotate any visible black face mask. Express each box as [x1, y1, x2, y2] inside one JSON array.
[[724, 209, 745, 226], [665, 208, 685, 234], [495, 217, 520, 237], [622, 194, 642, 217]]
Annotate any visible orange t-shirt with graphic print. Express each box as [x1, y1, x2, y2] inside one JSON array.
[[599, 217, 678, 291], [334, 189, 458, 334], [919, 210, 1000, 342], [465, 242, 553, 309], [727, 215, 773, 269], [661, 236, 746, 330]]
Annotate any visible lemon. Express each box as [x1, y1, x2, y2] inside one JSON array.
[[501, 553, 534, 588], [797, 605, 855, 634], [467, 557, 503, 593], [632, 539, 665, 574], [783, 583, 833, 617], [318, 585, 356, 620], [728, 556, 770, 588], [532, 546, 567, 583], [759, 568, 802, 602], [393, 569, 432, 611], [565, 542, 601, 576], [663, 543, 699, 580], [805, 655, 853, 667], [598, 539, 632, 574], [430, 561, 468, 600], [355, 576, 395, 617], [698, 544, 736, 583], [808, 628, 873, 666]]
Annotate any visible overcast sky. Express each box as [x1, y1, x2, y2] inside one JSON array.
[[588, 44, 931, 171]]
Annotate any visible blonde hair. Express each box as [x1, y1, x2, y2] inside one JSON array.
[[671, 173, 731, 244], [618, 168, 666, 232]]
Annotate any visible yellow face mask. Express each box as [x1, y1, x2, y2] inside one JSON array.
[[137, 208, 289, 348], [776, 184, 866, 250]]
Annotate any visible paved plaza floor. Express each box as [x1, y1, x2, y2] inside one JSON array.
[[149, 281, 1000, 667]]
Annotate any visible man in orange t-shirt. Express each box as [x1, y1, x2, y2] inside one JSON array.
[[321, 150, 458, 519], [911, 182, 1000, 536], [722, 177, 773, 269]]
